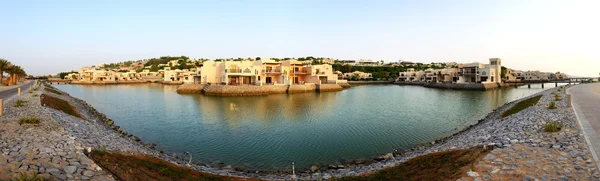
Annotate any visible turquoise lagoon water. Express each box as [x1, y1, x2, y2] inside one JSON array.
[[54, 83, 563, 170]]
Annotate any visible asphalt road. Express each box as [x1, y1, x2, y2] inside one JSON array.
[[568, 83, 600, 171], [0, 81, 35, 100]]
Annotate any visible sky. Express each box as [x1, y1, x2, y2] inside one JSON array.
[[1, 0, 599, 77]]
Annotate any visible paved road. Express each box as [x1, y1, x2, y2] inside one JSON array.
[[568, 83, 600, 171], [0, 80, 35, 100]]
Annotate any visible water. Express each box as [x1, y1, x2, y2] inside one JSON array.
[[54, 83, 563, 170]]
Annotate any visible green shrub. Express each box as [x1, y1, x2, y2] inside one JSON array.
[[94, 145, 108, 156], [18, 117, 40, 125], [544, 121, 563, 132], [500, 95, 542, 118], [14, 100, 26, 107], [32, 94, 38, 97], [14, 171, 44, 181], [548, 101, 557, 109]]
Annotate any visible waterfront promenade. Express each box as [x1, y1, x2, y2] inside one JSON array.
[[569, 83, 600, 171]]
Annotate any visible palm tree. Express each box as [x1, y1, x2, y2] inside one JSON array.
[[4, 65, 15, 85], [15, 66, 26, 83], [0, 59, 11, 85]]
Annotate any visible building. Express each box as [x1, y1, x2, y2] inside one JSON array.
[[197, 59, 340, 85], [343, 71, 373, 80], [457, 58, 502, 84]]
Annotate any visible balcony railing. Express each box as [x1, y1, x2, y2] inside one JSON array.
[[263, 69, 281, 73], [226, 69, 253, 73], [291, 70, 309, 74], [226, 69, 242, 73]]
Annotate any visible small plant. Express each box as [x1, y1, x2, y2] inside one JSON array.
[[18, 117, 40, 125], [32, 94, 38, 97], [94, 145, 108, 156], [14, 99, 26, 107], [14, 170, 44, 181], [548, 101, 557, 109], [544, 121, 563, 132], [32, 87, 39, 91], [555, 95, 562, 101]]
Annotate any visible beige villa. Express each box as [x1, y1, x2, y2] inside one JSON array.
[[197, 59, 339, 85], [343, 71, 373, 80]]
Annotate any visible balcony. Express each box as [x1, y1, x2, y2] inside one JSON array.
[[226, 68, 254, 74], [291, 70, 309, 74], [263, 69, 281, 74]]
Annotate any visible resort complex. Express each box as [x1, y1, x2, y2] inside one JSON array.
[[63, 58, 343, 86]]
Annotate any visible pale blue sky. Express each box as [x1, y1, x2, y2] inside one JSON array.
[[1, 0, 599, 76]]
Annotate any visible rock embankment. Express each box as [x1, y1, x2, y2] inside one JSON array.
[[0, 84, 114, 180]]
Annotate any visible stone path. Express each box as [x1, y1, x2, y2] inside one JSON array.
[[0, 83, 114, 180]]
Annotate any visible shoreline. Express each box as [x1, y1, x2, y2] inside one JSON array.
[[22, 82, 592, 180], [39, 82, 582, 180]]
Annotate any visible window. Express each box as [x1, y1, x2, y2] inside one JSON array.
[[482, 71, 486, 76]]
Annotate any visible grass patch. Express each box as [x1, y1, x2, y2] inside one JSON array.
[[41, 94, 82, 118], [500, 95, 542, 118], [44, 87, 63, 95], [14, 170, 45, 181], [336, 146, 492, 181], [18, 117, 40, 125], [548, 101, 557, 109], [543, 121, 563, 132], [89, 151, 256, 181], [14, 99, 26, 107], [32, 94, 38, 97], [32, 87, 39, 91]]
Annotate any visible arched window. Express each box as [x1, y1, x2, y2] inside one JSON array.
[[482, 71, 486, 76]]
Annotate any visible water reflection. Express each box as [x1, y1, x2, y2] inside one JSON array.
[[54, 83, 557, 170]]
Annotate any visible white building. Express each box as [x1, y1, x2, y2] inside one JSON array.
[[457, 58, 502, 84]]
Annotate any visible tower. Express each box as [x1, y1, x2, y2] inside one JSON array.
[[489, 58, 502, 83]]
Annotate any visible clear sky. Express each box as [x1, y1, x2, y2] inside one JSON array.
[[1, 0, 599, 77]]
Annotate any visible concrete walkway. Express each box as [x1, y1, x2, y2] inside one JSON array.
[[568, 83, 600, 171]]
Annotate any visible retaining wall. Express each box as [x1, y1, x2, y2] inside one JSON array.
[[317, 84, 344, 92], [203, 85, 288, 96], [347, 81, 394, 85], [176, 84, 205, 94]]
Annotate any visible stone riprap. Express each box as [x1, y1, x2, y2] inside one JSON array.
[[0, 84, 114, 180]]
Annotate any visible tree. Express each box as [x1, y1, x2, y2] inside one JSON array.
[[0, 58, 11, 85], [256, 57, 261, 60]]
